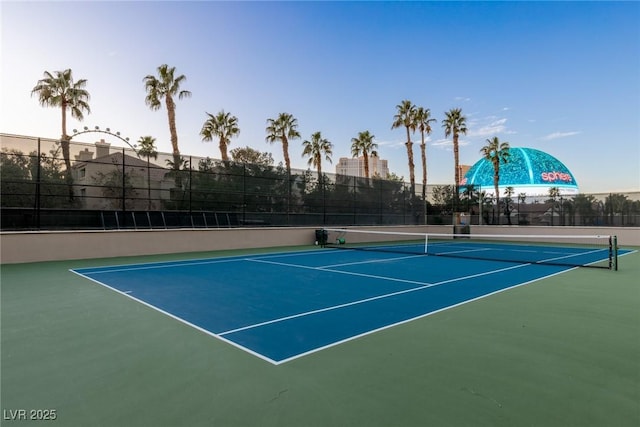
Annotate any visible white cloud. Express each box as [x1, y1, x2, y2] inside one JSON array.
[[431, 138, 470, 151], [376, 139, 405, 149], [541, 131, 581, 141], [468, 117, 514, 138], [432, 138, 451, 147]]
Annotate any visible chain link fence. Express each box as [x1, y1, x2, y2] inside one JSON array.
[[1, 136, 639, 230]]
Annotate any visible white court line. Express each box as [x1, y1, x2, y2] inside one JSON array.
[[433, 247, 493, 256], [70, 270, 280, 365], [72, 247, 625, 365], [320, 253, 425, 268], [247, 258, 431, 287], [219, 261, 531, 336], [79, 257, 247, 274], [223, 247, 612, 337], [72, 248, 340, 275], [274, 267, 576, 365]]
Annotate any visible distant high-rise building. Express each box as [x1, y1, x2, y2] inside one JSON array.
[[458, 164, 471, 185], [336, 156, 389, 178]]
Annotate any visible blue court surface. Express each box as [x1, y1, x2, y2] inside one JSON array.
[[72, 246, 625, 364]]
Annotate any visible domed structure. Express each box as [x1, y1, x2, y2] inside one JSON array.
[[460, 147, 579, 197]]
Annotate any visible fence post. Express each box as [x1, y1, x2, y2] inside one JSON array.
[[352, 176, 357, 225], [242, 163, 247, 225], [189, 156, 193, 215], [147, 154, 151, 211], [122, 148, 126, 225], [287, 174, 291, 226], [322, 174, 326, 225], [35, 138, 41, 229]]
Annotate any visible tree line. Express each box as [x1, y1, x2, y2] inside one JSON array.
[[22, 63, 636, 226], [27, 65, 496, 202]]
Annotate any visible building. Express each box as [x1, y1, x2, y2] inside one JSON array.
[[72, 140, 172, 210], [457, 164, 471, 185], [336, 156, 389, 178], [461, 147, 579, 197]]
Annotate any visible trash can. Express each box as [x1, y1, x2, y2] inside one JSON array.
[[315, 229, 328, 246], [453, 225, 470, 238]]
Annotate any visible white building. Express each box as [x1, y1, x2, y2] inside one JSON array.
[[336, 156, 389, 178]]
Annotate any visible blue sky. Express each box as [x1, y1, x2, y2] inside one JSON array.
[[1, 1, 639, 193]]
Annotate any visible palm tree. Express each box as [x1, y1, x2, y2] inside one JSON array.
[[143, 64, 191, 170], [504, 186, 515, 225], [137, 136, 157, 209], [302, 131, 333, 183], [31, 68, 91, 200], [442, 108, 468, 203], [200, 111, 240, 162], [414, 106, 436, 202], [391, 100, 417, 196], [136, 136, 158, 160], [573, 194, 596, 225], [350, 130, 378, 181], [480, 136, 510, 223], [265, 113, 300, 176]]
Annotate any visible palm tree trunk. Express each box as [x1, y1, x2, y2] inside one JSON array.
[[406, 142, 415, 192], [282, 136, 291, 176], [405, 127, 415, 196], [60, 136, 74, 202], [219, 138, 228, 162], [453, 132, 460, 195], [60, 105, 74, 202], [494, 177, 500, 224], [420, 141, 427, 201], [363, 152, 370, 182], [166, 95, 180, 169]]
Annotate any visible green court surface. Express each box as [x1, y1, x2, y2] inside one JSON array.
[[1, 247, 639, 427]]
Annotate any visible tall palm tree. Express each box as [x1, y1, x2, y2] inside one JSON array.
[[200, 111, 240, 162], [442, 108, 468, 203], [143, 64, 191, 170], [265, 113, 300, 176], [391, 100, 417, 196], [350, 130, 378, 180], [302, 131, 333, 183], [479, 136, 510, 222], [31, 68, 91, 200], [414, 106, 436, 201]]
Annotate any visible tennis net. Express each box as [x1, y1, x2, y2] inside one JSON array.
[[320, 228, 618, 270]]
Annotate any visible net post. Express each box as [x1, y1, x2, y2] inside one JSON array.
[[424, 234, 428, 254], [612, 235, 618, 271]]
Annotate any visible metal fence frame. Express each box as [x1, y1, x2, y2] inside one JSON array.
[[1, 137, 638, 230]]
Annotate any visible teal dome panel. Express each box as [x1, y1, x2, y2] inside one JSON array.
[[461, 147, 579, 195]]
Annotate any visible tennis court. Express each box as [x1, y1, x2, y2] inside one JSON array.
[[2, 230, 639, 426], [71, 232, 628, 364]]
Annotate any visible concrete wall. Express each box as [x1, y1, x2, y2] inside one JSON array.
[[0, 225, 637, 264]]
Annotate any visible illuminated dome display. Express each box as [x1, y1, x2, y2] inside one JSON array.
[[461, 147, 579, 196]]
